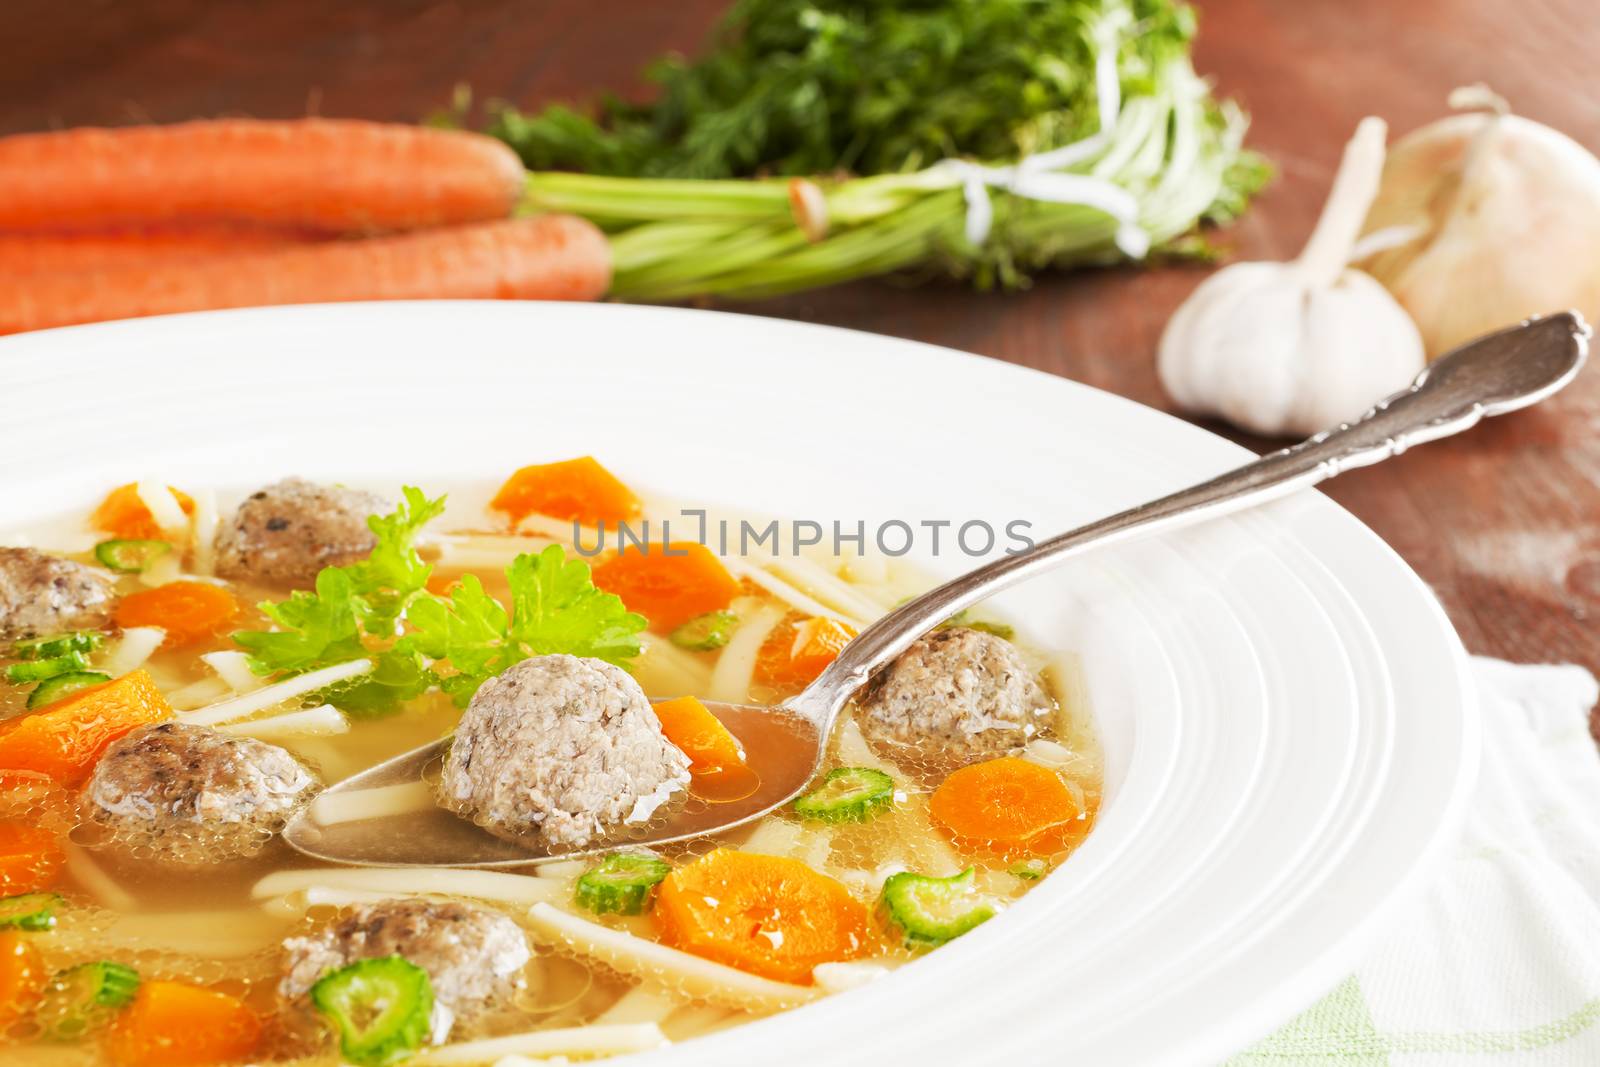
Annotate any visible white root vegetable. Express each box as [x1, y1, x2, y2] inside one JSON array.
[[165, 676, 231, 711], [64, 843, 137, 912], [190, 487, 219, 576], [308, 781, 438, 825], [813, 960, 896, 993], [706, 602, 787, 703], [1361, 85, 1600, 358], [200, 650, 263, 693], [1159, 117, 1424, 437], [134, 482, 189, 540], [661, 1003, 745, 1042], [408, 1022, 668, 1065], [532, 859, 589, 881], [427, 533, 559, 571], [55, 908, 294, 959], [181, 658, 372, 725], [216, 703, 348, 740], [722, 558, 849, 623], [594, 985, 680, 1025], [633, 637, 714, 698], [525, 902, 819, 1012], [261, 887, 397, 919], [766, 555, 881, 625], [253, 867, 564, 906], [1021, 738, 1077, 768], [99, 627, 165, 676]]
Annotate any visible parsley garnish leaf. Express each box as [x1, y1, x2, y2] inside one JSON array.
[[411, 545, 646, 706], [233, 492, 644, 714]]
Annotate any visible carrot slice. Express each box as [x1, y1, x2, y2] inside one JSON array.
[[653, 696, 758, 802], [592, 542, 740, 632], [115, 582, 238, 647], [0, 932, 44, 1028], [105, 981, 261, 1067], [928, 756, 1082, 858], [655, 848, 871, 984], [0, 669, 173, 784], [491, 456, 641, 526], [92, 483, 195, 540], [654, 696, 743, 770], [0, 821, 64, 895], [755, 615, 857, 690]]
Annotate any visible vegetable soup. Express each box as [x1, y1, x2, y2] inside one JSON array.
[[0, 460, 1100, 1066]]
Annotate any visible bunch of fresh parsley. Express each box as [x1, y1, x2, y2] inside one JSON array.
[[490, 0, 1199, 180], [232, 489, 646, 714], [471, 0, 1267, 300]]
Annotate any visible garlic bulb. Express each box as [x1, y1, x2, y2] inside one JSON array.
[[1360, 86, 1600, 359], [1159, 118, 1424, 437]]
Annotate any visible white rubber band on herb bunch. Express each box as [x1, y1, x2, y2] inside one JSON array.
[[932, 13, 1149, 257]]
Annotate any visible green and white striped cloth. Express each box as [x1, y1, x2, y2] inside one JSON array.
[[1234, 658, 1600, 1066]]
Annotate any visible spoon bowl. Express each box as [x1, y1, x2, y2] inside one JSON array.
[[283, 700, 824, 867]]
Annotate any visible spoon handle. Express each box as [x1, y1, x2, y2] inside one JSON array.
[[790, 311, 1589, 726]]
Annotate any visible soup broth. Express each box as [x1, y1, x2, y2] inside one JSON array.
[[0, 466, 1100, 1066]]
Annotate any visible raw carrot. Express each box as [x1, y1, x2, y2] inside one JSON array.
[[104, 981, 261, 1067], [0, 932, 44, 1028], [0, 214, 610, 335], [92, 482, 195, 540], [115, 582, 238, 648], [592, 542, 741, 632], [653, 696, 758, 802], [491, 456, 641, 526], [0, 226, 323, 276], [0, 821, 65, 895], [928, 756, 1082, 859], [0, 119, 523, 233], [655, 849, 871, 983], [755, 615, 857, 690], [0, 669, 173, 784]]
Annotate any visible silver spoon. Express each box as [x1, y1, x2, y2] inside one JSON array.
[[284, 311, 1589, 868]]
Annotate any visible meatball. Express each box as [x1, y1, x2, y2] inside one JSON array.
[[859, 627, 1052, 768], [439, 655, 690, 851], [280, 898, 530, 1043], [215, 478, 388, 586], [0, 546, 114, 638], [87, 722, 319, 865]]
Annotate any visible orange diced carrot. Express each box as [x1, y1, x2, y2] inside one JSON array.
[[652, 696, 759, 802], [0, 669, 173, 784], [491, 456, 640, 526], [591, 542, 740, 632], [91, 483, 194, 540], [114, 581, 238, 647], [0, 932, 44, 1028], [928, 756, 1082, 859], [104, 981, 261, 1067], [755, 615, 857, 690], [0, 821, 64, 895], [653, 696, 744, 771], [655, 849, 871, 984]]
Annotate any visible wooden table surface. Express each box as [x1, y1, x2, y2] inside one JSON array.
[[7, 0, 1598, 730]]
